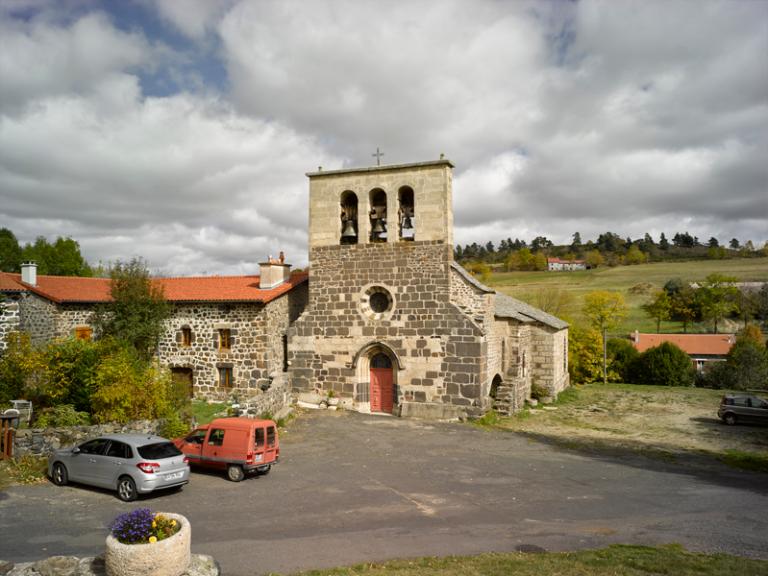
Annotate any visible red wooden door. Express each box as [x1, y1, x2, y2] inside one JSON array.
[[370, 368, 393, 413]]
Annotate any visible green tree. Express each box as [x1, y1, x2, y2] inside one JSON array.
[[643, 290, 672, 332], [625, 245, 647, 265], [607, 337, 639, 383], [697, 274, 738, 333], [0, 228, 22, 272], [568, 326, 604, 384], [506, 248, 534, 271], [585, 250, 604, 268], [50, 237, 93, 276], [721, 337, 768, 391], [93, 258, 171, 360], [583, 291, 627, 384], [630, 342, 695, 386]]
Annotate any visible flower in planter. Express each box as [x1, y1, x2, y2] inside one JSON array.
[[110, 508, 181, 544]]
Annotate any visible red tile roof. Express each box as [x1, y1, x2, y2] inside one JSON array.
[[631, 333, 735, 356], [547, 257, 586, 264], [0, 271, 307, 304]]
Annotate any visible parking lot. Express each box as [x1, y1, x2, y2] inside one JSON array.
[[1, 410, 767, 575]]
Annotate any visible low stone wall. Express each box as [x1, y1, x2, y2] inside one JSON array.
[[235, 375, 293, 420], [0, 554, 219, 576], [13, 420, 160, 457]]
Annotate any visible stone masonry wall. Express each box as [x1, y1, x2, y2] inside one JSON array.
[[158, 283, 308, 402], [489, 319, 533, 414], [0, 295, 21, 352], [18, 293, 57, 346], [289, 241, 488, 417], [530, 324, 570, 397], [55, 305, 96, 338]]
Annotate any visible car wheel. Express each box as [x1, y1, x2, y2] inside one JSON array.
[[227, 465, 245, 482], [117, 476, 138, 502], [724, 413, 737, 426], [51, 462, 68, 486]]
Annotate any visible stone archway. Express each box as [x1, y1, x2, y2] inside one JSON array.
[[352, 342, 401, 414]]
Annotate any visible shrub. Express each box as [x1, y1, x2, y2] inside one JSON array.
[[723, 338, 768, 391], [630, 342, 695, 387], [530, 382, 549, 400], [159, 411, 189, 439], [568, 325, 604, 384], [607, 338, 639, 383], [35, 404, 90, 427], [0, 332, 38, 406]]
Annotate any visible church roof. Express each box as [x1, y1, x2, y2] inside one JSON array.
[[307, 158, 454, 177], [0, 271, 307, 305], [494, 292, 569, 330], [450, 262, 495, 293]]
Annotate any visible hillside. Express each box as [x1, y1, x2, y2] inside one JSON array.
[[486, 258, 768, 334]]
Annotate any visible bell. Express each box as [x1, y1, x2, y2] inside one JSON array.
[[372, 218, 386, 234], [401, 215, 413, 230], [341, 220, 357, 238]]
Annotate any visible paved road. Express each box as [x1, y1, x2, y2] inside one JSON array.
[[1, 411, 767, 575]]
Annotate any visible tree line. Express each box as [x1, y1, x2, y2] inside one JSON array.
[[0, 228, 92, 276], [456, 231, 768, 271]]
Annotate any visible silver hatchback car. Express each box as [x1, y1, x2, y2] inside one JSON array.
[[48, 434, 190, 502]]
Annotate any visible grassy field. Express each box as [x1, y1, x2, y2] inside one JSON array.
[[486, 258, 768, 333], [480, 383, 768, 472], [285, 544, 768, 575]]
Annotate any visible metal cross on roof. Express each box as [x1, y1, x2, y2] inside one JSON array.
[[372, 147, 384, 166]]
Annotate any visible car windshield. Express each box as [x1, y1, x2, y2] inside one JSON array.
[[137, 442, 182, 460]]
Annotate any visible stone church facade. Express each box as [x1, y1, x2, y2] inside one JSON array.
[[1, 158, 568, 419], [288, 159, 568, 419]]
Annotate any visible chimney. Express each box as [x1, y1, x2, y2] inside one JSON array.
[[21, 261, 37, 286], [259, 252, 292, 290]]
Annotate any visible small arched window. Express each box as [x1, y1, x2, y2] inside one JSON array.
[[340, 191, 358, 245], [371, 353, 392, 368], [369, 189, 387, 243], [398, 186, 414, 241]]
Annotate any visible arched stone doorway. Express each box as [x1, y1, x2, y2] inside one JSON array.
[[352, 342, 401, 414], [490, 373, 503, 401], [369, 353, 394, 413]]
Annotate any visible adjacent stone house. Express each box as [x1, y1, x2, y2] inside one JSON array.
[[0, 261, 308, 401], [288, 159, 568, 419], [1, 158, 569, 419], [631, 331, 735, 373]]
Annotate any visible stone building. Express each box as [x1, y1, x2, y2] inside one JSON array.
[[1, 158, 568, 419], [0, 260, 308, 402], [288, 159, 568, 419]]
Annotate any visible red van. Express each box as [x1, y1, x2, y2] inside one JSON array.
[[174, 417, 279, 482]]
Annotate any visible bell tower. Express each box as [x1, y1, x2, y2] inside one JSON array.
[[290, 158, 489, 420]]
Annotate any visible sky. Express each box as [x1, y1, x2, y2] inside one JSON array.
[[0, 0, 766, 276]]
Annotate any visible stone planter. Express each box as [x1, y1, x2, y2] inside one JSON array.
[[105, 513, 191, 576]]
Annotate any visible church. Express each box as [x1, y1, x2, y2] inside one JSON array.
[[0, 158, 568, 419]]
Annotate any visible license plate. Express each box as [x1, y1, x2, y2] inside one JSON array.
[[255, 454, 263, 462], [165, 472, 183, 480]]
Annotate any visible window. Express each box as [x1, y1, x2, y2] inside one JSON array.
[[181, 327, 192, 347], [360, 285, 394, 319], [369, 188, 387, 242], [137, 442, 182, 459], [79, 438, 110, 455], [74, 326, 93, 341], [185, 430, 206, 445], [398, 186, 415, 241], [219, 366, 233, 387], [282, 334, 289, 372], [208, 429, 225, 446], [105, 441, 132, 459], [255, 428, 265, 448], [219, 329, 231, 351], [266, 426, 276, 448], [340, 191, 358, 245]]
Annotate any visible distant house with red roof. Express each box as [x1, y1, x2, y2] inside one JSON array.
[[630, 331, 736, 372], [547, 257, 587, 271], [0, 259, 308, 401]]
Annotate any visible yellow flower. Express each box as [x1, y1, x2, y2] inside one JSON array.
[[151, 521, 157, 528], [149, 536, 157, 544], [170, 520, 176, 527]]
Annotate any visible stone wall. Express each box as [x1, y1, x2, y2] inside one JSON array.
[[18, 293, 57, 346], [55, 305, 96, 339], [158, 284, 308, 402], [0, 295, 21, 352], [289, 241, 489, 418], [13, 420, 160, 457], [489, 319, 533, 415], [530, 324, 570, 397]]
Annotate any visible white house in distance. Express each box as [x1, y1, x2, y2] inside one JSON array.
[[547, 257, 587, 271], [630, 332, 736, 372]]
